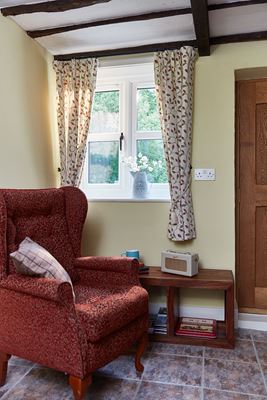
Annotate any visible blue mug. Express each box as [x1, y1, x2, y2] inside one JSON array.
[[121, 249, 140, 259]]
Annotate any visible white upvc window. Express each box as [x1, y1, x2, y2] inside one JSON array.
[[80, 63, 170, 200]]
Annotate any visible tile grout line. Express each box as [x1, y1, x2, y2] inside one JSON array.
[[141, 378, 201, 388], [201, 347, 205, 400], [252, 335, 267, 396], [132, 353, 148, 400], [145, 350, 258, 365], [149, 351, 203, 359], [0, 365, 35, 400], [132, 378, 143, 400], [95, 372, 141, 382], [202, 386, 267, 398]]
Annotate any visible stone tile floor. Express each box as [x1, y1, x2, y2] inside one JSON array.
[[2, 329, 267, 399]]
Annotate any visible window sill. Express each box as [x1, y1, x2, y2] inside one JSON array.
[[87, 198, 170, 203]]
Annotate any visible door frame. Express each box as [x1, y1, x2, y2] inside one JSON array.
[[235, 80, 240, 312], [235, 78, 267, 315]]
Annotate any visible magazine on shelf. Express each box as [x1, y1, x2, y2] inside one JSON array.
[[158, 307, 167, 316], [148, 307, 168, 335], [175, 317, 217, 338]]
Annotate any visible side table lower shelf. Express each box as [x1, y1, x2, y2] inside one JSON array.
[[140, 267, 235, 349], [149, 322, 233, 349]]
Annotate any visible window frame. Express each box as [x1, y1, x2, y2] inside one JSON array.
[[80, 63, 170, 201]]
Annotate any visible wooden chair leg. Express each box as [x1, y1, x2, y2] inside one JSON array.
[[135, 333, 148, 373], [69, 374, 92, 400], [0, 352, 10, 386]]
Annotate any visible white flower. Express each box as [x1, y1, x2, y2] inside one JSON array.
[[141, 156, 148, 163], [121, 154, 163, 174]]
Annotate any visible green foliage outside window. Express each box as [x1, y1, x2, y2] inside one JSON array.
[[89, 142, 119, 184], [137, 88, 161, 132], [92, 91, 119, 113], [137, 140, 168, 183], [136, 88, 167, 183]]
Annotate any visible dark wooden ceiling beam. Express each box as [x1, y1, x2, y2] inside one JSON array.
[[1, 0, 266, 17], [53, 40, 197, 61], [27, 8, 192, 38], [210, 30, 267, 45], [1, 0, 111, 16], [208, 0, 267, 11], [53, 30, 267, 61], [190, 0, 210, 56]]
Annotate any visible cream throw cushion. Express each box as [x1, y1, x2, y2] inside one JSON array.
[[10, 237, 74, 298]]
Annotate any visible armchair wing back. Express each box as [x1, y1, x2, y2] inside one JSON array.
[[0, 187, 87, 280]]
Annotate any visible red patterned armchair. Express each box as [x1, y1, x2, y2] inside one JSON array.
[[0, 187, 148, 400]]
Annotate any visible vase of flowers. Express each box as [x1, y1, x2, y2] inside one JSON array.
[[122, 153, 163, 199], [132, 171, 148, 198]]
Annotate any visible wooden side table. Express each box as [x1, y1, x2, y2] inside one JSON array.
[[139, 267, 235, 349]]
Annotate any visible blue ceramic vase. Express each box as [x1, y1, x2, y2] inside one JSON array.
[[132, 171, 148, 199]]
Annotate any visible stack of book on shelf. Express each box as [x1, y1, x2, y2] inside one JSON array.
[[148, 307, 168, 335], [138, 262, 149, 274], [175, 317, 217, 339], [148, 314, 156, 334]]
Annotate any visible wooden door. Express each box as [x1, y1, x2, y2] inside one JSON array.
[[236, 79, 267, 313]]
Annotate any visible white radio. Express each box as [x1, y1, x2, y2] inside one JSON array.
[[161, 250, 199, 277]]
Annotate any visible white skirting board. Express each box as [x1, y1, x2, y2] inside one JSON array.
[[149, 303, 267, 331], [238, 313, 267, 331]]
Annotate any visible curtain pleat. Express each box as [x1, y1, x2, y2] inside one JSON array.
[[53, 58, 98, 187], [154, 47, 198, 241]]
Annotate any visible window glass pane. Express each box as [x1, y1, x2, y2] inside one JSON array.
[[137, 88, 161, 132], [88, 141, 119, 184], [90, 90, 119, 133], [137, 139, 168, 183]]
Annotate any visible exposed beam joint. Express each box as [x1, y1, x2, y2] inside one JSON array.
[[28, 8, 192, 38], [190, 0, 210, 56], [53, 40, 197, 61], [1, 0, 111, 16]]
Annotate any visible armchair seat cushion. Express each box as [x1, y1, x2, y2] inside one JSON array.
[[74, 283, 148, 342]]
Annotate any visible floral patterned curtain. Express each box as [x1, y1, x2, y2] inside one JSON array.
[[154, 47, 198, 241], [53, 58, 98, 187]]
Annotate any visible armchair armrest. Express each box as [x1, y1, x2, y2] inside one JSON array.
[[74, 256, 139, 273], [0, 274, 88, 377], [0, 274, 74, 305], [74, 256, 140, 286]]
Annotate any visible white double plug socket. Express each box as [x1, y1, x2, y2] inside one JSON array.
[[194, 168, 216, 181]]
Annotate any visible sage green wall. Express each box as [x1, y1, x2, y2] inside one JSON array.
[[0, 15, 55, 188], [81, 42, 267, 307]]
